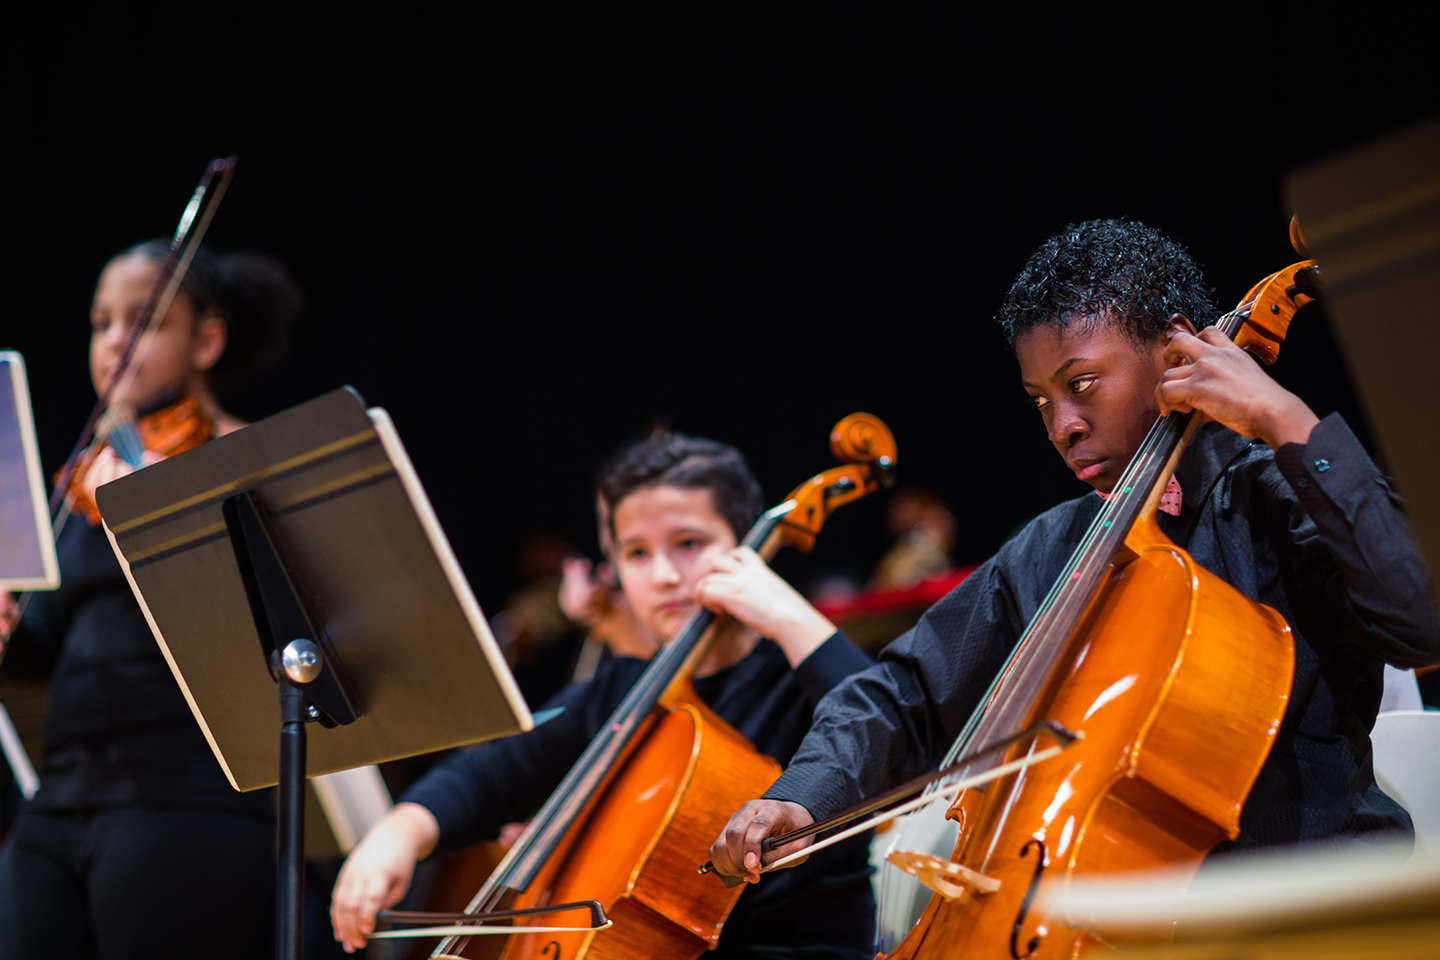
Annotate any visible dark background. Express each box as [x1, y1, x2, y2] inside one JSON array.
[[4, 5, 1435, 611]]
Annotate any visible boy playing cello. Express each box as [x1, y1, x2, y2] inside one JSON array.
[[710, 219, 1440, 890]]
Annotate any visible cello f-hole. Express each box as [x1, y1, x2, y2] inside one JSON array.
[[541, 941, 560, 959], [1009, 839, 1048, 960]]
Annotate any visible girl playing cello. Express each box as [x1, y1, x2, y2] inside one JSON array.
[[331, 431, 879, 958]]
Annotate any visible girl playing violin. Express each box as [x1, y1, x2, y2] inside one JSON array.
[[710, 218, 1440, 882], [331, 432, 879, 958], [0, 240, 302, 960]]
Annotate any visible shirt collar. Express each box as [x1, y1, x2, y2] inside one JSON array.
[[1091, 422, 1256, 518]]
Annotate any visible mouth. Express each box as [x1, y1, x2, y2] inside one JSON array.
[[1068, 458, 1108, 482]]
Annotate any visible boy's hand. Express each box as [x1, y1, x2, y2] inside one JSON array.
[[1158, 325, 1319, 450], [708, 799, 816, 883]]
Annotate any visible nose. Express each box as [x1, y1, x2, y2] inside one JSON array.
[[1047, 401, 1089, 449], [650, 549, 682, 587], [95, 319, 130, 360]]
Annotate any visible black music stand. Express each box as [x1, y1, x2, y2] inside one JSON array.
[[95, 387, 533, 960]]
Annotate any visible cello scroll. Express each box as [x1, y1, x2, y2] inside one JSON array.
[[1229, 215, 1323, 364], [773, 412, 896, 554]]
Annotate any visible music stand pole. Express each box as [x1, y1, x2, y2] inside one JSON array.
[[224, 488, 361, 960], [278, 674, 307, 960]]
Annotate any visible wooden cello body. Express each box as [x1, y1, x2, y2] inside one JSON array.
[[433, 414, 897, 960], [498, 687, 779, 959], [881, 224, 1321, 959], [888, 513, 1294, 959]]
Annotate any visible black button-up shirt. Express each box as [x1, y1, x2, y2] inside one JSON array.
[[767, 414, 1440, 850]]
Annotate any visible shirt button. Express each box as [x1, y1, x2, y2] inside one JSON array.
[[1315, 459, 1330, 472]]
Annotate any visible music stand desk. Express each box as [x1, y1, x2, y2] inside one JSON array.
[[97, 387, 532, 959]]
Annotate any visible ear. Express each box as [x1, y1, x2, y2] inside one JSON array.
[[1166, 313, 1199, 339], [192, 313, 228, 373]]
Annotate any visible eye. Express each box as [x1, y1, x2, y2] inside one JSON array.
[[1070, 376, 1096, 395], [677, 536, 705, 550], [624, 546, 648, 561], [1027, 394, 1050, 411]]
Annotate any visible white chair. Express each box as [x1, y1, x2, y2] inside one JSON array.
[[1371, 709, 1440, 862], [311, 764, 394, 852]]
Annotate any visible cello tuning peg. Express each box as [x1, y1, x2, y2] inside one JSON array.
[[1285, 264, 1323, 302]]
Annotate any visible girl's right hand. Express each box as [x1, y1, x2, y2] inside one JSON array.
[[77, 446, 163, 506], [330, 802, 440, 953]]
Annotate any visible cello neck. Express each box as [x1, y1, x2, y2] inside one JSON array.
[[936, 305, 1270, 772]]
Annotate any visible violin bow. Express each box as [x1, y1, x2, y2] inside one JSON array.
[[47, 155, 237, 518]]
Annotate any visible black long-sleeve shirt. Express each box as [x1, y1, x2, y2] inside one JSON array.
[[405, 633, 877, 960], [4, 517, 272, 818], [767, 415, 1440, 849]]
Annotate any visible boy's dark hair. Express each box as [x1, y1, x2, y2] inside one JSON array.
[[995, 218, 1217, 345], [597, 432, 766, 543]]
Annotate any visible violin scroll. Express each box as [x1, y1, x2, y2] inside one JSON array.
[[776, 413, 896, 554]]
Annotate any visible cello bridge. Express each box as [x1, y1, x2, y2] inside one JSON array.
[[886, 850, 1001, 902]]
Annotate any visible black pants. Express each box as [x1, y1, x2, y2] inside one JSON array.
[[0, 807, 274, 960]]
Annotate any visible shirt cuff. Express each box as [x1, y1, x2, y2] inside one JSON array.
[[1274, 412, 1382, 518], [791, 631, 873, 704], [762, 762, 855, 823]]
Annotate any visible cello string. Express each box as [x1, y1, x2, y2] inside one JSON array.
[[933, 392, 1201, 793], [933, 306, 1245, 779], [976, 414, 1187, 741], [971, 403, 1203, 851], [934, 410, 1178, 770]]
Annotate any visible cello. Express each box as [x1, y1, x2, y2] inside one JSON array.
[[423, 413, 897, 960], [737, 221, 1322, 959], [875, 221, 1319, 958]]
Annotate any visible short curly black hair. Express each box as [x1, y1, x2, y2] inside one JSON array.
[[597, 432, 766, 543], [995, 219, 1217, 345]]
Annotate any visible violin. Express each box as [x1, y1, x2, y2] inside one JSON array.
[[766, 220, 1321, 960], [425, 413, 897, 960], [61, 394, 214, 525]]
